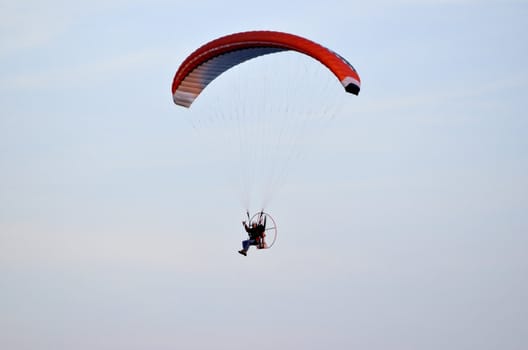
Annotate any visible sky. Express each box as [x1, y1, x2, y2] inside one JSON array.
[[1, 0, 527, 349]]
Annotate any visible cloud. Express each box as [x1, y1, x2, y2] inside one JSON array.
[[0, 225, 216, 272], [0, 48, 174, 90], [0, 0, 183, 56], [355, 73, 528, 116], [0, 1, 76, 55]]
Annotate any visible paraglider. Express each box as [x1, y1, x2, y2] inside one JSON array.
[[172, 30, 361, 108], [171, 31, 361, 254], [239, 211, 277, 256]]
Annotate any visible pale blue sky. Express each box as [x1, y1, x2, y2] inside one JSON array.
[[1, 1, 527, 349]]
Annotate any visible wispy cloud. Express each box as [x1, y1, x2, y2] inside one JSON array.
[[0, 48, 174, 90], [0, 0, 178, 56], [0, 1, 88, 55], [355, 73, 528, 115], [0, 226, 216, 272]]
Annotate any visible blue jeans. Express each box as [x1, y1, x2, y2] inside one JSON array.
[[242, 239, 257, 251]]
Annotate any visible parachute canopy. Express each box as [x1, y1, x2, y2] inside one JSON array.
[[171, 30, 361, 108]]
